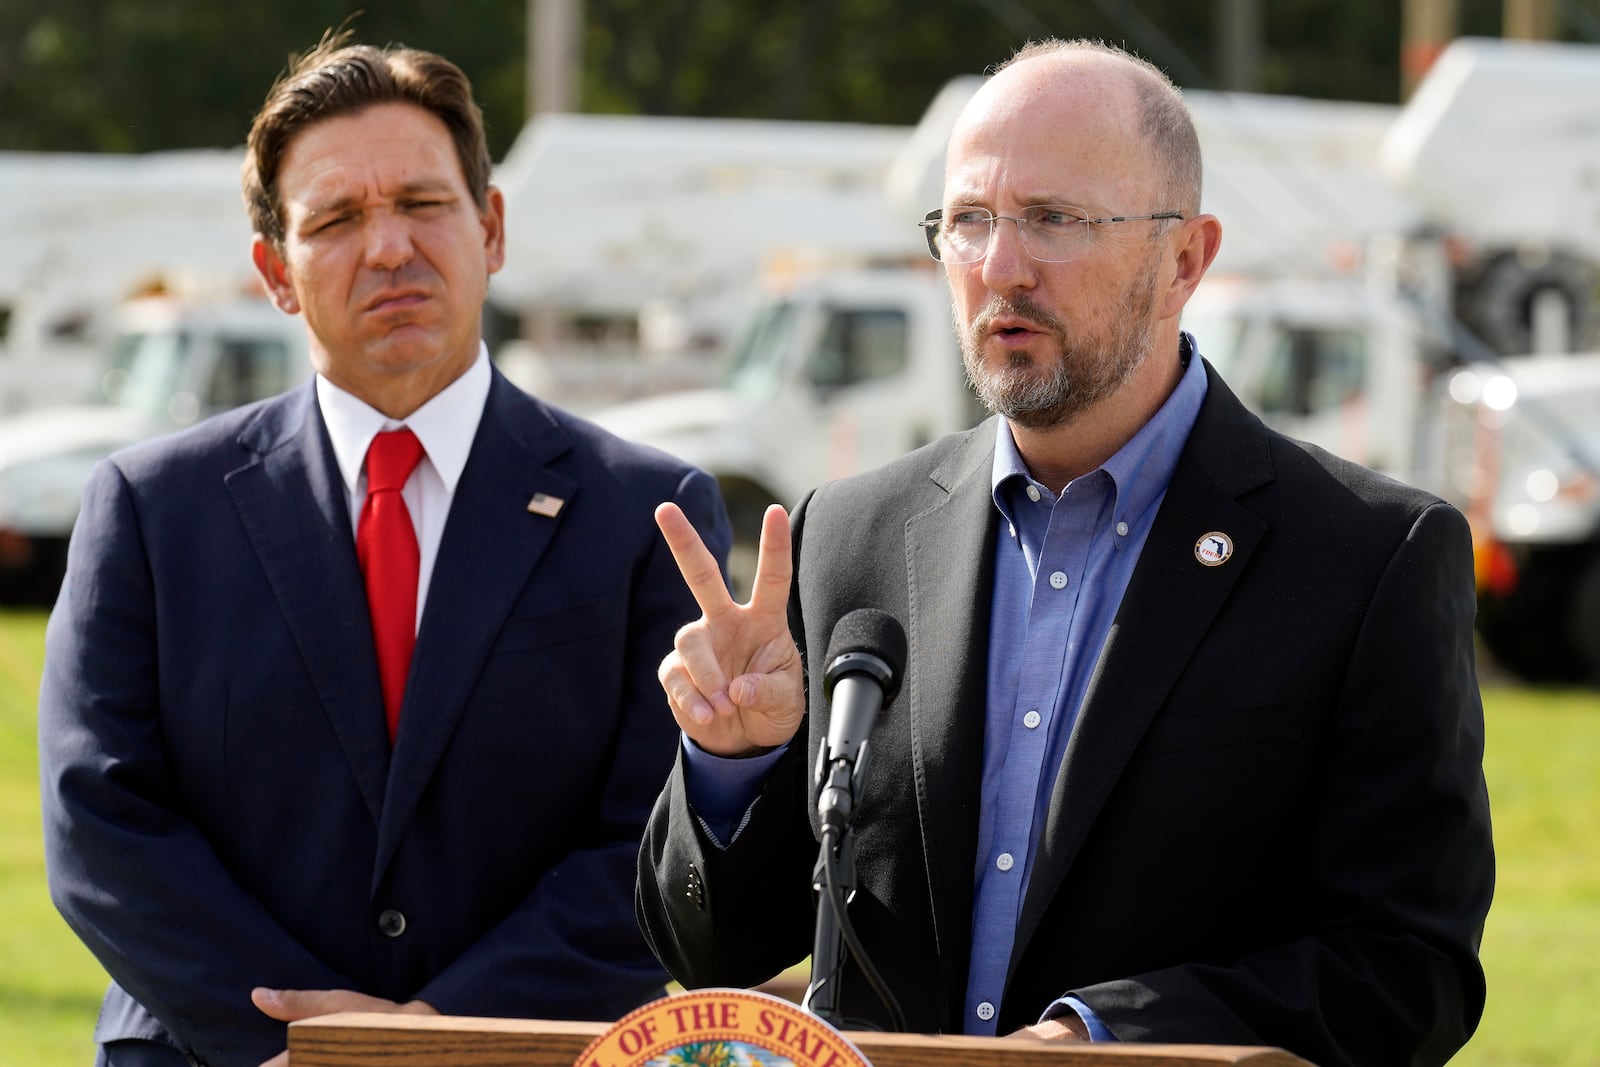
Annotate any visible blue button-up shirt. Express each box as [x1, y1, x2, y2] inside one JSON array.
[[961, 336, 1206, 1035]]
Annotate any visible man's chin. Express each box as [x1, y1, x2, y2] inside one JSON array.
[[973, 383, 1065, 426], [975, 335, 1044, 364], [972, 360, 1051, 395], [365, 322, 447, 359], [1001, 402, 1077, 430]]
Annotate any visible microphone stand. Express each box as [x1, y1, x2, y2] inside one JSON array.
[[802, 757, 857, 1026], [801, 609, 909, 1033]]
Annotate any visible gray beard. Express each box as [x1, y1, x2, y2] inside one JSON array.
[[959, 263, 1159, 430]]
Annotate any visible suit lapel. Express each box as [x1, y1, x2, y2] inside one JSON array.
[[904, 426, 998, 1024], [373, 372, 578, 882], [227, 385, 391, 823], [1013, 369, 1275, 961]]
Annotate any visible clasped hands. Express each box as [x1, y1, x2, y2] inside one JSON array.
[[251, 987, 437, 1067]]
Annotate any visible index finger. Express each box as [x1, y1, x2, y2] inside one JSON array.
[[655, 502, 736, 619]]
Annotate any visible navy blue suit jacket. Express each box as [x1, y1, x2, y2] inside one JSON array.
[[40, 368, 729, 1066]]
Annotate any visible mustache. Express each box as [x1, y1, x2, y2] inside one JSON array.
[[970, 293, 1065, 337], [353, 262, 435, 305]]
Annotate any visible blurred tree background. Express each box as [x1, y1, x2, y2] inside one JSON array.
[[0, 0, 1583, 160]]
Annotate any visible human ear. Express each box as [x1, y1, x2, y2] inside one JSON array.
[[481, 186, 507, 276], [251, 235, 301, 315], [1161, 214, 1223, 318]]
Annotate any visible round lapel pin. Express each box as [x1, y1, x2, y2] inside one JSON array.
[[1195, 531, 1233, 566]]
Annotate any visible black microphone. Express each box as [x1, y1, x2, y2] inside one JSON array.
[[816, 609, 907, 833]]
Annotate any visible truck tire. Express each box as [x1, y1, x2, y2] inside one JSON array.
[[1475, 545, 1587, 684], [1572, 552, 1600, 686], [1457, 249, 1600, 356], [0, 535, 69, 607]]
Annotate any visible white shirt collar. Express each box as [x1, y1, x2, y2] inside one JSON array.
[[316, 343, 492, 496]]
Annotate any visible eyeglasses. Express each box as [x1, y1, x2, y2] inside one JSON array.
[[919, 205, 1184, 263]]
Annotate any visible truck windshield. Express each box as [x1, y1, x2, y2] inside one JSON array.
[[97, 330, 190, 418], [721, 301, 796, 397]]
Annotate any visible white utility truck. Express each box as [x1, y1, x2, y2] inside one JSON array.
[[0, 296, 308, 603]]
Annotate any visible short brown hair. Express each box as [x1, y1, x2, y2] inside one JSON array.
[[996, 38, 1203, 219], [242, 33, 492, 246]]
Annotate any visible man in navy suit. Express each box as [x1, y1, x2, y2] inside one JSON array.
[[39, 36, 729, 1067], [638, 38, 1491, 1067]]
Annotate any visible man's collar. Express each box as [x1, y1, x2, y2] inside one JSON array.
[[316, 343, 492, 495]]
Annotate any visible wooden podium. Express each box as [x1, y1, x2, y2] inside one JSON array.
[[288, 1012, 1316, 1067]]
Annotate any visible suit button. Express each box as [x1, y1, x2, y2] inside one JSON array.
[[378, 909, 407, 938]]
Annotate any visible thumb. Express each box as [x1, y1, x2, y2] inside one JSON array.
[[251, 987, 296, 1021], [728, 670, 804, 747], [727, 631, 803, 716], [251, 987, 367, 1022], [729, 671, 789, 714]]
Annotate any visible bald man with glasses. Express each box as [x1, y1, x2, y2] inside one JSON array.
[[637, 37, 1492, 1067]]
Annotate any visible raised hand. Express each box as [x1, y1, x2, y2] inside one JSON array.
[[655, 501, 805, 757]]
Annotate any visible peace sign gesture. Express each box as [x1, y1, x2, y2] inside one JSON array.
[[654, 501, 805, 758]]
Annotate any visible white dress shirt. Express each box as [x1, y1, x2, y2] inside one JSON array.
[[315, 344, 491, 629]]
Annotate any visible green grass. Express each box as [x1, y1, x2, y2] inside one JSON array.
[[2, 607, 1597, 1064], [1455, 685, 1600, 1067], [0, 609, 107, 1064]]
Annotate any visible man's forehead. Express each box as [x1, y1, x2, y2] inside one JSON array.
[[944, 83, 1147, 200], [280, 104, 455, 169], [277, 108, 464, 205]]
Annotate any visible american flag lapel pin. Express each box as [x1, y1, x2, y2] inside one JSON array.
[[526, 492, 565, 518]]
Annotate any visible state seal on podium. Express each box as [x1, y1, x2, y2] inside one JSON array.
[[576, 988, 872, 1067]]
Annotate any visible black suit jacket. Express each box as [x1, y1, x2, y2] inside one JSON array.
[[638, 364, 1492, 1067], [40, 369, 730, 1067]]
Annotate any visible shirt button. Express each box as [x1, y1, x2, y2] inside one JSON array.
[[996, 852, 1015, 872], [1049, 571, 1068, 589], [977, 1001, 996, 1021], [377, 909, 407, 938], [1025, 485, 1041, 503], [1116, 520, 1130, 537], [1023, 709, 1041, 729]]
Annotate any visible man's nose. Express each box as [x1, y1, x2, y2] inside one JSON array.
[[979, 216, 1036, 291], [363, 213, 415, 272]]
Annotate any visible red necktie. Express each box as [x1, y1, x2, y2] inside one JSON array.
[[357, 428, 425, 742]]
